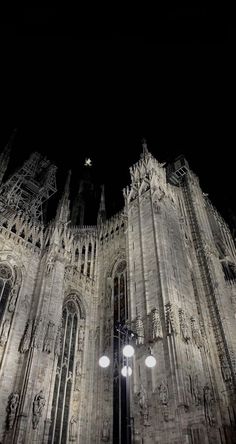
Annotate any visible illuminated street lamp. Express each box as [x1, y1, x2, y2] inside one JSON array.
[[122, 344, 135, 358], [121, 365, 133, 377], [99, 355, 110, 368]]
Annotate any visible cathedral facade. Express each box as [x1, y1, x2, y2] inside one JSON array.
[[0, 139, 236, 444]]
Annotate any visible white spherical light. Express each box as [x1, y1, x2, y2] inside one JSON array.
[[99, 356, 110, 368], [145, 355, 156, 368], [122, 344, 135, 358], [121, 366, 132, 377]]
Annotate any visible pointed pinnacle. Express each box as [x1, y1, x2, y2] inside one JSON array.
[[141, 138, 148, 155]]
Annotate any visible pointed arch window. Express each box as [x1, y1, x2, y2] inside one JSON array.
[[49, 299, 80, 444]]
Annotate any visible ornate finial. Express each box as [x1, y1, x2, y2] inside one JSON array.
[[141, 138, 148, 156]]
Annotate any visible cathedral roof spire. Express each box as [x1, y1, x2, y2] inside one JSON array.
[[56, 170, 71, 224], [97, 184, 106, 226], [0, 128, 17, 186]]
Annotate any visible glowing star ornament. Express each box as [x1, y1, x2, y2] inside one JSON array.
[[84, 158, 92, 167]]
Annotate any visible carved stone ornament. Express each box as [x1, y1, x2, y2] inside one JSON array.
[[19, 319, 33, 353], [151, 308, 162, 340], [0, 319, 10, 346], [179, 309, 191, 343], [137, 384, 149, 426], [219, 354, 232, 384], [43, 321, 55, 354], [32, 390, 46, 430], [190, 317, 203, 349], [6, 392, 19, 430], [158, 380, 168, 405], [136, 315, 144, 345], [203, 385, 215, 427], [101, 418, 110, 442], [165, 303, 178, 335]]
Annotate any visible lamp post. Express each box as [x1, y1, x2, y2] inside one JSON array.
[[99, 322, 156, 444]]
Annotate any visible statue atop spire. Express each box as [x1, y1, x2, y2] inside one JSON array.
[[141, 138, 149, 157], [97, 184, 106, 226], [0, 128, 17, 186], [55, 170, 71, 225]]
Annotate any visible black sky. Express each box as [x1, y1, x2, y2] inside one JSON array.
[[0, 7, 235, 223]]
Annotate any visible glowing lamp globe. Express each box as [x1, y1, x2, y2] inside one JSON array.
[[145, 355, 156, 368], [122, 344, 135, 358], [99, 356, 110, 368], [121, 366, 132, 377]]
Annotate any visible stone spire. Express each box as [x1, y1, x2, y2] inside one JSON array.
[[97, 184, 106, 226], [0, 128, 17, 186], [55, 170, 71, 224]]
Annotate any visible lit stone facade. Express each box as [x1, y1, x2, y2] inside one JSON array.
[[0, 146, 236, 443]]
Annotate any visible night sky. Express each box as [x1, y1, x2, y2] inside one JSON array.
[[0, 7, 235, 224]]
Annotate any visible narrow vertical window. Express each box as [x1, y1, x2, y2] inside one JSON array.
[[49, 300, 78, 444]]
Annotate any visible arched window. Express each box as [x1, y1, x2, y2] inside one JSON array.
[[49, 299, 80, 444], [0, 263, 14, 324]]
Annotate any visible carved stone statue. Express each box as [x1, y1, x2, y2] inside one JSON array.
[[104, 319, 111, 350], [101, 418, 110, 442], [158, 380, 168, 405], [19, 319, 33, 353], [69, 415, 78, 441], [165, 303, 178, 335], [105, 283, 112, 309], [32, 318, 42, 349], [8, 288, 18, 312], [54, 323, 62, 356], [32, 390, 46, 429], [43, 320, 55, 354], [46, 256, 55, 274], [151, 308, 162, 340], [0, 319, 10, 346], [137, 384, 148, 426], [153, 200, 161, 215], [78, 325, 85, 351], [136, 315, 144, 345], [6, 392, 19, 430], [203, 385, 215, 427], [75, 360, 82, 391], [191, 317, 203, 349], [179, 309, 191, 343], [191, 374, 202, 406]]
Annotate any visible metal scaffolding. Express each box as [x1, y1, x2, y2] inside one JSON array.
[[0, 152, 57, 222]]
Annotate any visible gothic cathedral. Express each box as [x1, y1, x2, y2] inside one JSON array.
[[0, 137, 236, 444]]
